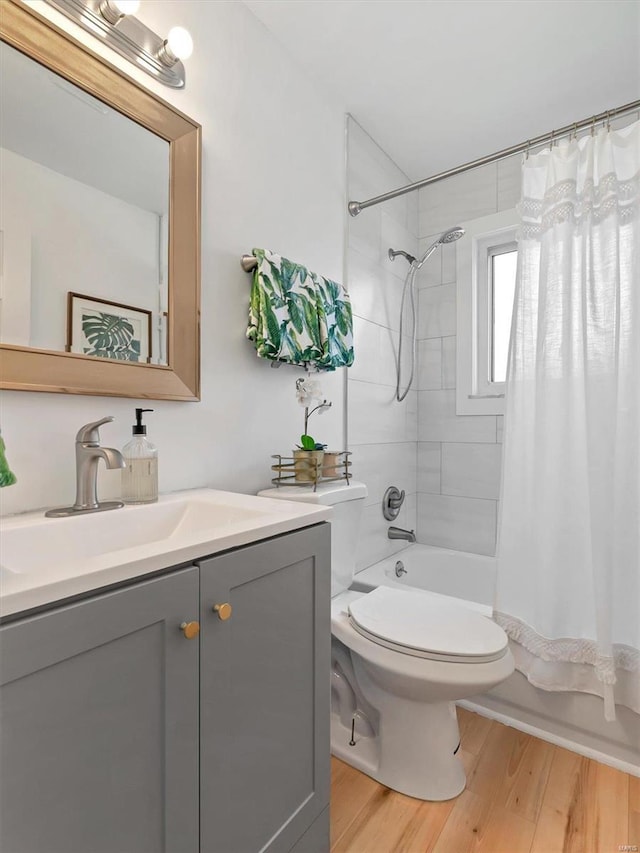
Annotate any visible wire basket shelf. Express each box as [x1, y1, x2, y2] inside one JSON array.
[[271, 451, 352, 491]]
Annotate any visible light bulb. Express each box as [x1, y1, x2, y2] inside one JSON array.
[[112, 0, 140, 13], [166, 26, 193, 61], [98, 0, 139, 24]]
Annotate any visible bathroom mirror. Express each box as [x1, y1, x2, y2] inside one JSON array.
[[0, 1, 201, 400]]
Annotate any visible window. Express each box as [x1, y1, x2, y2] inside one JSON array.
[[490, 246, 517, 383], [456, 210, 518, 416]]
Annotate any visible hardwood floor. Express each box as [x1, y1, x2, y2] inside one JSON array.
[[330, 707, 639, 853]]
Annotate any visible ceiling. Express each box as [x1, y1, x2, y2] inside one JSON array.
[[244, 0, 640, 181]]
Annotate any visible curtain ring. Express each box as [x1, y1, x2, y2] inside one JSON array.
[[591, 115, 596, 136], [572, 122, 578, 141], [525, 139, 531, 160], [550, 129, 555, 149], [606, 110, 611, 132]]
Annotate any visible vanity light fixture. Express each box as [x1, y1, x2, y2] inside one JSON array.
[[43, 0, 193, 88]]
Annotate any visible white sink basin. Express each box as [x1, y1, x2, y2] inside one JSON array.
[[0, 489, 331, 616]]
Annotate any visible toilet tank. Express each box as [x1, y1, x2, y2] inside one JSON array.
[[257, 481, 367, 596]]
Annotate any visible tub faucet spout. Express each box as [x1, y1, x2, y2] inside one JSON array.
[[388, 526, 416, 543]]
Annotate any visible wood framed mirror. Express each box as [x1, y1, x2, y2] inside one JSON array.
[[0, 0, 201, 400]]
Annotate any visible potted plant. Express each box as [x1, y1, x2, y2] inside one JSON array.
[[294, 378, 332, 482]]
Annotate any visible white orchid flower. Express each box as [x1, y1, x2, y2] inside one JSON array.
[[295, 377, 324, 407], [296, 377, 332, 442]]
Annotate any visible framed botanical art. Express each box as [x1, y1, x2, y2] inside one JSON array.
[[67, 292, 152, 363]]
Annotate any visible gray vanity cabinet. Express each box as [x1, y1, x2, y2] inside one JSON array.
[[0, 523, 330, 853], [198, 524, 331, 853], [0, 568, 200, 853]]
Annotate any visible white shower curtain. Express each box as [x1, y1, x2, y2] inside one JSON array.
[[495, 120, 640, 720]]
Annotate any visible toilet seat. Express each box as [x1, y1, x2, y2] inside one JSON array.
[[347, 587, 508, 664]]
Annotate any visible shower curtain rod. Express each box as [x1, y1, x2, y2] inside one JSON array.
[[348, 98, 640, 217]]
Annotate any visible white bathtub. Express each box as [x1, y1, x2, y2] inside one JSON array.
[[354, 544, 496, 615]]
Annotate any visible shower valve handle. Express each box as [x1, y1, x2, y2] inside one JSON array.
[[389, 490, 405, 508], [382, 486, 405, 521]]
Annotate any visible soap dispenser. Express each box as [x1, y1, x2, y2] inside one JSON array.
[[122, 408, 158, 504]]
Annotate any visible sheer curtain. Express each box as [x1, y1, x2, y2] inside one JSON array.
[[495, 120, 640, 720]]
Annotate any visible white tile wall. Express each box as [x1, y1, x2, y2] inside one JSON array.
[[350, 317, 406, 388], [348, 203, 382, 265], [350, 381, 417, 445], [412, 159, 522, 556], [417, 339, 442, 390], [352, 442, 417, 508], [441, 443, 502, 500], [442, 335, 456, 389], [349, 121, 520, 564], [417, 283, 456, 339], [417, 493, 497, 556], [349, 123, 416, 232], [419, 163, 498, 236], [418, 390, 496, 443], [497, 155, 522, 212], [347, 116, 419, 571], [356, 494, 417, 571], [348, 248, 407, 331], [441, 240, 457, 284], [417, 442, 441, 494]]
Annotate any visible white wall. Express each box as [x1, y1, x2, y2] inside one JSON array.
[[346, 117, 418, 570], [1, 147, 160, 356], [0, 0, 346, 515]]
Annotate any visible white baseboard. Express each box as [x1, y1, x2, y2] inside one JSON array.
[[458, 699, 640, 778]]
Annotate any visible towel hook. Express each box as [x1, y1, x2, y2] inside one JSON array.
[[241, 254, 257, 272]]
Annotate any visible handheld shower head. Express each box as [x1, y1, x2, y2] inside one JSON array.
[[415, 225, 465, 268], [439, 226, 465, 244], [393, 224, 465, 403]]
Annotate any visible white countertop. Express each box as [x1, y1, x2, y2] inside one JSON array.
[[0, 488, 331, 618]]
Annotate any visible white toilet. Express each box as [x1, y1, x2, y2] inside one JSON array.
[[258, 480, 514, 801]]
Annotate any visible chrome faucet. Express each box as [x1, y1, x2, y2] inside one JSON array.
[[45, 417, 125, 518], [387, 526, 416, 543]]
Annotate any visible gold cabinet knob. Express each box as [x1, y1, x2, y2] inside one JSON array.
[[212, 602, 232, 621], [180, 621, 200, 640]]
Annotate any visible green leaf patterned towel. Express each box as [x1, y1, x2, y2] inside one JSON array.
[[313, 273, 355, 370], [0, 432, 17, 487], [247, 249, 323, 366], [246, 249, 354, 370]]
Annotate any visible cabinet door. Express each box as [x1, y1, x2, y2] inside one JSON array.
[[0, 568, 200, 853], [199, 524, 331, 853]]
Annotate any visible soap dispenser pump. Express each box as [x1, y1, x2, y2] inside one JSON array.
[[122, 408, 158, 504]]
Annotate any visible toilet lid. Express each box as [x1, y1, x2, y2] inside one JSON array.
[[348, 587, 508, 662]]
